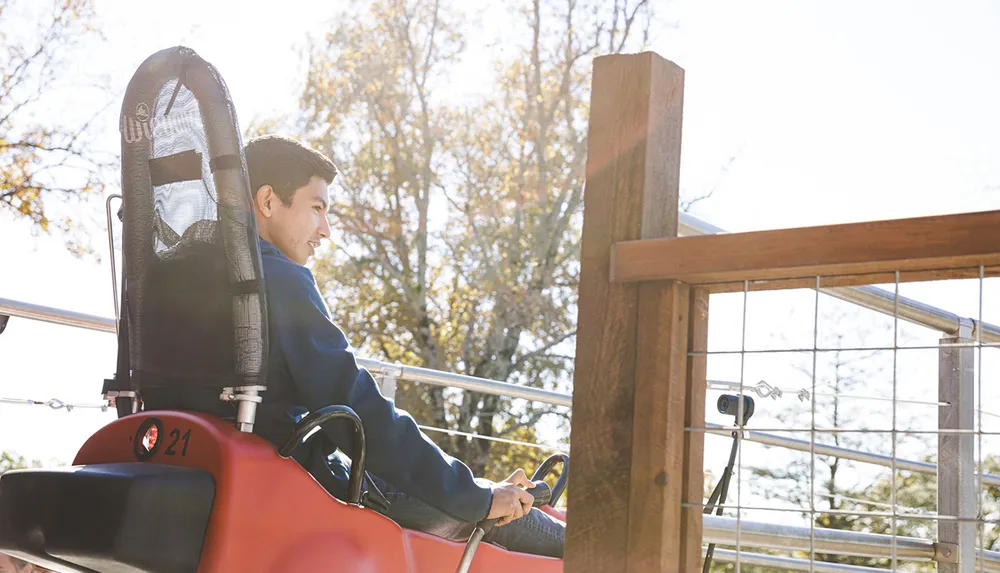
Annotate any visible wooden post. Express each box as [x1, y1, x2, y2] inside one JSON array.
[[680, 289, 708, 570], [566, 52, 688, 573]]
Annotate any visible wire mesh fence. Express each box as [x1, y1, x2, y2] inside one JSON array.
[[696, 268, 1000, 572]]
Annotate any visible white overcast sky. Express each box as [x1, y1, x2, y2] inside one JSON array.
[[2, 0, 1000, 524]]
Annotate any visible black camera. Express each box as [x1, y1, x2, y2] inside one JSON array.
[[717, 394, 754, 425]]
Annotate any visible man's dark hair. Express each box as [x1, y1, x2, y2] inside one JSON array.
[[244, 134, 338, 205]]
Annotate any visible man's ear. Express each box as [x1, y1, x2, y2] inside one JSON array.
[[255, 185, 275, 218]]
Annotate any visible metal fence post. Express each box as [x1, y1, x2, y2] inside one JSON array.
[[375, 371, 397, 402], [938, 320, 976, 572]]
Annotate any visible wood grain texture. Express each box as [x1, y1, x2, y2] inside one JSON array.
[[679, 289, 708, 571], [625, 281, 690, 573], [565, 52, 685, 573], [612, 210, 1000, 285]]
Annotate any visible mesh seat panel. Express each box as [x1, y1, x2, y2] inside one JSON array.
[[112, 46, 267, 402]]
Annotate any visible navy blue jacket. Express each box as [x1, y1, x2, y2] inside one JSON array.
[[252, 239, 492, 524]]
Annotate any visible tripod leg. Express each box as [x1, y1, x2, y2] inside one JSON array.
[[703, 475, 725, 514], [703, 432, 742, 573]]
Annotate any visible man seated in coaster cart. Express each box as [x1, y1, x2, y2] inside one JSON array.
[[0, 46, 568, 573]]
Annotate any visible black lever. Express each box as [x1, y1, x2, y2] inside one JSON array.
[[278, 405, 366, 505], [455, 480, 551, 573], [531, 453, 568, 506]]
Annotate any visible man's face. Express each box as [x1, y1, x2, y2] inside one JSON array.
[[257, 176, 331, 265]]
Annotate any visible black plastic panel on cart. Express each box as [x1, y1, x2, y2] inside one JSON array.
[[0, 463, 214, 573]]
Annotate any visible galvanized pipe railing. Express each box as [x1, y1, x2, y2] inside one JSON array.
[[0, 297, 572, 409], [704, 514, 1000, 572], [356, 359, 572, 408], [4, 296, 999, 486], [705, 514, 935, 560], [704, 422, 1000, 488], [708, 548, 891, 572], [709, 548, 891, 572], [0, 298, 117, 334]]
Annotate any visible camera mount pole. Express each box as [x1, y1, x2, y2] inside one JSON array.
[[702, 428, 740, 572], [702, 394, 753, 573]]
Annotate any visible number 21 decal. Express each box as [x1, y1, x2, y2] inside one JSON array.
[[164, 428, 192, 456]]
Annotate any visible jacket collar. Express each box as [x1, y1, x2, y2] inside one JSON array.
[[258, 238, 287, 260]]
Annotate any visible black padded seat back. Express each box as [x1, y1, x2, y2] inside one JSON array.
[[0, 463, 215, 573], [109, 46, 267, 404], [140, 220, 233, 387]]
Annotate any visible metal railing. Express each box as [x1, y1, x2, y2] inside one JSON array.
[[0, 297, 118, 334], [0, 297, 572, 409], [357, 358, 572, 408], [704, 421, 1000, 488], [3, 294, 996, 487], [704, 515, 1000, 572], [707, 547, 892, 572], [3, 211, 999, 571]]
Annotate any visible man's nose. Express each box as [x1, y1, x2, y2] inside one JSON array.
[[319, 214, 332, 239]]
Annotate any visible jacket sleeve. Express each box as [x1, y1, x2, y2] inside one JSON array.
[[265, 260, 493, 524]]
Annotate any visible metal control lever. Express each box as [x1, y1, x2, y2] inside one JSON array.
[[455, 480, 552, 573]]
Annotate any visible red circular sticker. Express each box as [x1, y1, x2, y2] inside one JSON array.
[[133, 417, 164, 461]]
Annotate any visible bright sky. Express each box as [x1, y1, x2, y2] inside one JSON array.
[[3, 0, 1000, 526]]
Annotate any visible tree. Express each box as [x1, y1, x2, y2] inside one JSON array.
[[0, 0, 108, 255], [296, 0, 653, 479], [0, 450, 40, 476]]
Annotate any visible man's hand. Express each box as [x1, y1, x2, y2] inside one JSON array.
[[486, 469, 536, 526]]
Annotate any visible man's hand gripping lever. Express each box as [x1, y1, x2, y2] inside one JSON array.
[[455, 469, 552, 573]]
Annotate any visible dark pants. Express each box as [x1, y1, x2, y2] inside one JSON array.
[[303, 443, 565, 558], [371, 478, 565, 558]]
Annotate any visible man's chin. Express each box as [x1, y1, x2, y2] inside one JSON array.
[[304, 247, 319, 264]]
